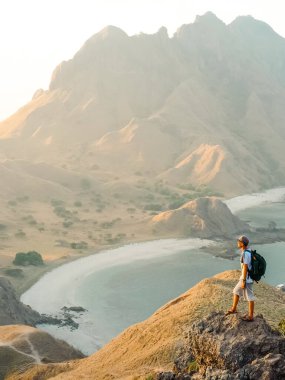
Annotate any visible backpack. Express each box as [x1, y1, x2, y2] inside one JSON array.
[[244, 249, 267, 282]]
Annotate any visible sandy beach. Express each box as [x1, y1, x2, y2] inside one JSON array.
[[225, 187, 285, 214], [21, 238, 215, 313]]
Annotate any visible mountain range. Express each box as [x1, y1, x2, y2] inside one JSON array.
[[1, 12, 285, 196]]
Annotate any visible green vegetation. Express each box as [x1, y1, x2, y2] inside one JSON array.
[[81, 178, 92, 190], [104, 233, 126, 244], [4, 268, 24, 278], [22, 215, 37, 225], [53, 206, 73, 218], [0, 224, 7, 231], [144, 204, 164, 211], [144, 375, 155, 380], [15, 230, 26, 239], [100, 218, 121, 229], [63, 221, 73, 228], [70, 241, 88, 250], [279, 319, 285, 335], [74, 201, 82, 207], [13, 251, 44, 266], [7, 200, 17, 206], [188, 360, 199, 373], [51, 199, 65, 207]]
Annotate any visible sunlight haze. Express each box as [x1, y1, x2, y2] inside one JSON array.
[[0, 0, 284, 121]]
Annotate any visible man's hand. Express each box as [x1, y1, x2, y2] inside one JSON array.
[[241, 280, 246, 289]]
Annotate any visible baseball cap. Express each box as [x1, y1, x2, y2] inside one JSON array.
[[237, 235, 249, 246]]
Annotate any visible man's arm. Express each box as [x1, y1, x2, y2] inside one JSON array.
[[241, 263, 248, 289]]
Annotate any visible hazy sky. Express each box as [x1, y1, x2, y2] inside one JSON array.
[[1, 0, 285, 121]]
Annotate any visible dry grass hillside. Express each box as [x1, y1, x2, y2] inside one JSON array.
[[151, 197, 247, 238], [0, 325, 84, 380], [10, 270, 285, 380]]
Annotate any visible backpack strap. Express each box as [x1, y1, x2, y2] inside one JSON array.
[[241, 249, 251, 263]]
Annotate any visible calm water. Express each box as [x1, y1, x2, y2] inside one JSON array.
[[237, 202, 285, 286], [237, 202, 285, 229], [73, 249, 238, 347]]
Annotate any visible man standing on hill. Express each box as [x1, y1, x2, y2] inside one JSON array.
[[226, 235, 255, 321]]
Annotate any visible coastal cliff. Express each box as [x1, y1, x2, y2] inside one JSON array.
[[7, 270, 285, 379], [0, 277, 84, 379], [0, 277, 41, 326]]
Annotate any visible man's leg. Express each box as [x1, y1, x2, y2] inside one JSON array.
[[232, 294, 239, 312], [248, 301, 254, 319], [226, 294, 239, 314]]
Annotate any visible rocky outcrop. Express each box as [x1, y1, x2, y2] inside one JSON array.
[[0, 277, 85, 379], [151, 197, 248, 238], [0, 276, 83, 329], [0, 277, 41, 326], [158, 312, 285, 379]]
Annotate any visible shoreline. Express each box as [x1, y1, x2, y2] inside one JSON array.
[[2, 186, 285, 298], [21, 237, 216, 314], [224, 186, 285, 213]]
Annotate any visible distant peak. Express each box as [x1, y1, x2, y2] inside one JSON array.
[[194, 11, 225, 25], [229, 15, 276, 35], [174, 11, 225, 40], [87, 25, 128, 44], [157, 26, 169, 38], [99, 25, 128, 38]]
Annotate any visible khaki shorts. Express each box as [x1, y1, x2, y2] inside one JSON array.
[[233, 280, 255, 301]]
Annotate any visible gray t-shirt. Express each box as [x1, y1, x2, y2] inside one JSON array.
[[240, 249, 253, 284]]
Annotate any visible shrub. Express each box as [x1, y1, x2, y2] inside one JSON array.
[[8, 200, 17, 206], [74, 201, 82, 207], [13, 251, 44, 266], [144, 204, 163, 211], [168, 199, 187, 210], [81, 178, 91, 190], [70, 241, 88, 250], [63, 221, 73, 228], [15, 230, 26, 238], [4, 268, 23, 278], [50, 199, 65, 207], [279, 319, 285, 335], [188, 360, 199, 373]]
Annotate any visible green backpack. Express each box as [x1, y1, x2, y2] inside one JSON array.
[[244, 249, 267, 282]]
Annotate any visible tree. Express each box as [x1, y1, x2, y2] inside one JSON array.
[[13, 251, 44, 266]]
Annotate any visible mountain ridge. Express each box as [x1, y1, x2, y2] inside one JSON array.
[[1, 13, 285, 195]]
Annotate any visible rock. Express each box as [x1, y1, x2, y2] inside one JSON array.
[[0, 276, 41, 326], [62, 306, 87, 313], [276, 284, 285, 292], [174, 312, 285, 379]]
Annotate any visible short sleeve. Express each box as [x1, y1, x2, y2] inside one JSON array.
[[243, 250, 251, 266]]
